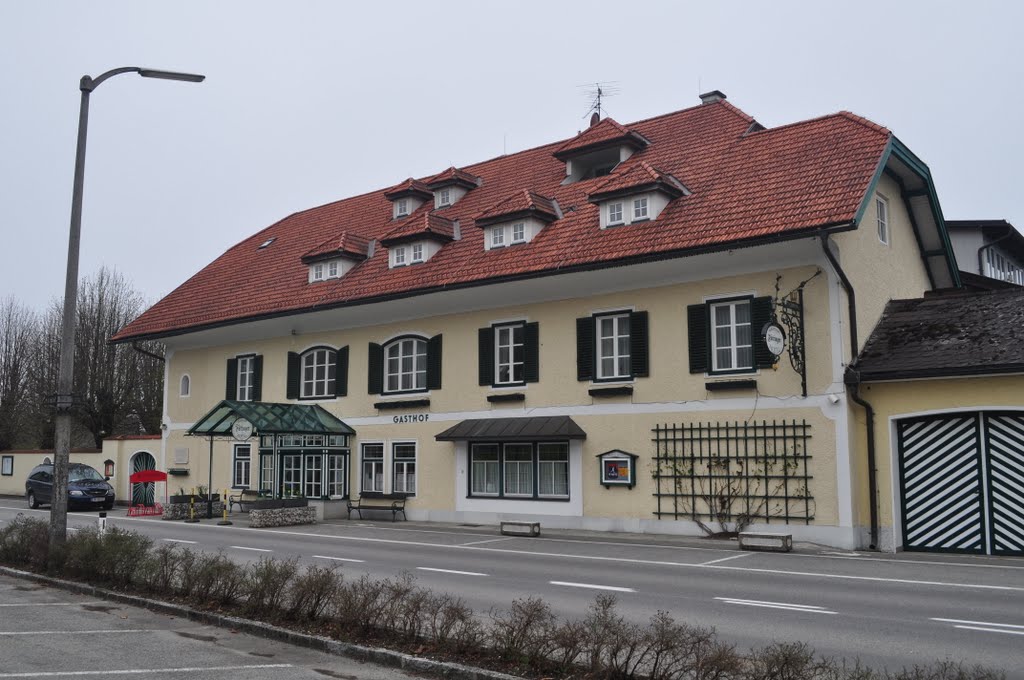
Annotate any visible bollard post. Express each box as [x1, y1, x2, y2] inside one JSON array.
[[184, 490, 199, 523], [98, 511, 107, 535], [217, 488, 233, 526]]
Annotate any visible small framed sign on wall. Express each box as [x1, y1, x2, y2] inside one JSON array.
[[597, 450, 639, 489], [1, 455, 13, 476]]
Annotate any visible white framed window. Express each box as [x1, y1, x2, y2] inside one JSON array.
[[385, 337, 427, 393], [438, 188, 451, 206], [327, 455, 345, 499], [393, 246, 407, 266], [313, 263, 325, 281], [876, 195, 889, 245], [179, 374, 190, 398], [232, 445, 251, 488], [361, 443, 385, 492], [328, 260, 339, 277], [396, 198, 409, 217], [237, 355, 254, 402], [538, 443, 569, 497], [304, 454, 323, 498], [511, 222, 526, 243], [710, 299, 753, 372], [470, 444, 500, 496], [491, 225, 505, 247], [503, 444, 534, 496], [282, 454, 302, 497], [392, 443, 416, 495], [633, 197, 649, 220], [411, 243, 424, 262], [596, 313, 631, 380], [2, 455, 14, 477], [260, 455, 274, 493], [495, 324, 524, 385], [608, 202, 624, 225], [301, 348, 336, 398]]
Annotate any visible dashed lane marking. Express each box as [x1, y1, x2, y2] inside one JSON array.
[[417, 567, 487, 577], [162, 539, 196, 544], [700, 553, 751, 565], [313, 555, 364, 563], [230, 546, 271, 553], [715, 597, 837, 614], [931, 618, 1024, 636], [0, 630, 155, 636], [0, 664, 293, 678], [550, 581, 635, 593]]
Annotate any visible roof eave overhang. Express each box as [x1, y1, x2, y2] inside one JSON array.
[[425, 177, 478, 191], [552, 132, 649, 161], [300, 251, 366, 265], [853, 366, 1024, 383], [379, 231, 454, 247], [588, 181, 684, 204], [111, 221, 855, 344], [474, 208, 557, 229], [384, 187, 433, 201]]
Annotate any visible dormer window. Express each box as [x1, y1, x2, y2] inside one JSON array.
[[608, 202, 624, 225], [491, 226, 505, 248], [385, 179, 433, 219], [328, 261, 339, 277], [553, 118, 650, 185], [396, 199, 409, 217], [437, 188, 451, 207], [589, 162, 688, 229], [512, 222, 526, 243], [426, 167, 479, 208], [633, 197, 649, 220], [411, 243, 424, 263], [476, 190, 559, 251], [393, 246, 407, 266], [312, 263, 325, 281], [302, 231, 369, 284]]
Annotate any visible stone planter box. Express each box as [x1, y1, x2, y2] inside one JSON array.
[[162, 500, 224, 520], [249, 498, 309, 511], [169, 494, 220, 504], [249, 505, 316, 528]]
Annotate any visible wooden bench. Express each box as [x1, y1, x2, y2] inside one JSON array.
[[738, 532, 793, 552], [500, 520, 541, 537], [346, 492, 409, 521], [228, 489, 263, 513]]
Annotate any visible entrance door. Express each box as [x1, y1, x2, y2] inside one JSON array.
[[131, 451, 157, 506], [897, 412, 1024, 555]]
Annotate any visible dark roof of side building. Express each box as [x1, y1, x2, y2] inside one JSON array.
[[851, 288, 1024, 382]]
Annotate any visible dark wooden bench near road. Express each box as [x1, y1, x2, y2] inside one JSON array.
[[346, 492, 409, 521]]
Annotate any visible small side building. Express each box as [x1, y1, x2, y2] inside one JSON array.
[[848, 288, 1024, 555]]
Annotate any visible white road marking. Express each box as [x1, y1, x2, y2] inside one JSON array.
[[700, 553, 751, 565], [313, 555, 364, 563], [417, 567, 487, 577], [162, 539, 196, 544], [230, 546, 271, 553], [461, 537, 515, 546], [932, 617, 1024, 630], [551, 581, 635, 593], [0, 664, 292, 678], [0, 603, 103, 608], [953, 625, 1024, 636], [0, 630, 154, 636], [716, 597, 836, 614]]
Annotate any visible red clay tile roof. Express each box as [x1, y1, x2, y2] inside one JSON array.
[[301, 231, 371, 263], [588, 161, 686, 202], [383, 178, 432, 201], [474, 190, 559, 228], [380, 208, 455, 246], [112, 100, 892, 342], [424, 166, 480, 190], [552, 117, 648, 160]]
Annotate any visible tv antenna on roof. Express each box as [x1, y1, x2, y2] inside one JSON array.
[[578, 81, 620, 121]]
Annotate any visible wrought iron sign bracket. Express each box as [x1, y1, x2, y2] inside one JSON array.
[[773, 270, 821, 397]]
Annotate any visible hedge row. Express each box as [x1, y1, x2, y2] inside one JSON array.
[[0, 517, 1004, 680]]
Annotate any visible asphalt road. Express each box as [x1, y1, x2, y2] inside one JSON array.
[[2, 504, 1022, 677], [0, 572, 417, 680]]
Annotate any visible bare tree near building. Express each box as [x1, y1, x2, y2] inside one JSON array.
[[0, 297, 38, 450]]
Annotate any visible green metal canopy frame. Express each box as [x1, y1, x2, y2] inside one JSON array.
[[188, 400, 355, 437]]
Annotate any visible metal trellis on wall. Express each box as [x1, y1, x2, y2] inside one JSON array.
[[652, 420, 815, 526]]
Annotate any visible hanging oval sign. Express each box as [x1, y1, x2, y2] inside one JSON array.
[[762, 323, 786, 357], [231, 417, 254, 441]]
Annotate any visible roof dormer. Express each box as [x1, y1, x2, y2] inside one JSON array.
[[475, 190, 559, 250], [380, 211, 456, 268], [553, 117, 650, 184], [588, 161, 688, 229], [301, 231, 370, 282], [425, 166, 480, 209], [384, 178, 433, 219]]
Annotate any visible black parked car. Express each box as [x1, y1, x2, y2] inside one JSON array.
[[25, 463, 115, 510]]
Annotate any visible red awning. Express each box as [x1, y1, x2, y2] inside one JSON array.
[[129, 469, 168, 483]]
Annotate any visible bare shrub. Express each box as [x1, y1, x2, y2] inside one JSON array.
[[0, 516, 49, 570], [333, 573, 389, 636], [580, 593, 650, 675], [744, 642, 827, 680], [179, 551, 245, 605], [489, 596, 558, 666], [136, 543, 184, 594], [888, 661, 1006, 680], [423, 593, 480, 651], [244, 557, 298, 616], [62, 527, 151, 587], [549, 617, 589, 671], [286, 564, 341, 621]]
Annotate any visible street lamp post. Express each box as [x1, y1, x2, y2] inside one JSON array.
[[49, 67, 204, 554]]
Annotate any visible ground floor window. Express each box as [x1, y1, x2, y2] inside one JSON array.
[[469, 442, 569, 500], [327, 454, 346, 498], [304, 454, 323, 498], [282, 454, 302, 497], [259, 455, 274, 493], [233, 445, 251, 488], [392, 443, 416, 495], [362, 443, 385, 492]]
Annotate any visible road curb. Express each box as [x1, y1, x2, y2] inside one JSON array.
[[0, 565, 522, 680]]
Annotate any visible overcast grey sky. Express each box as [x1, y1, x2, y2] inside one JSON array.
[[2, 1, 1022, 311]]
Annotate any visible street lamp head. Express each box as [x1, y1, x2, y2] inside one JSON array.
[[137, 69, 205, 83]]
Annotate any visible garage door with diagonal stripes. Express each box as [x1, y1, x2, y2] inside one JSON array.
[[897, 411, 1024, 556]]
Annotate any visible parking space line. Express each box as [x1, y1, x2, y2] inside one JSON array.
[[461, 537, 515, 546], [313, 555, 364, 563], [0, 630, 154, 636], [417, 567, 487, 576], [162, 539, 196, 545], [550, 581, 635, 593], [230, 546, 271, 553], [0, 663, 293, 678], [700, 553, 751, 566]]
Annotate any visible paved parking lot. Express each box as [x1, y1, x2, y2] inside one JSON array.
[[0, 573, 416, 680]]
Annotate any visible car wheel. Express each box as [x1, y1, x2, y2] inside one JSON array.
[[27, 491, 39, 509]]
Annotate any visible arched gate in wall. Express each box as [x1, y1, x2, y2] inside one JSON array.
[[130, 451, 157, 507], [897, 411, 1024, 555]]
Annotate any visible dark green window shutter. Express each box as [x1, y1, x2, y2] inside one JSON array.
[[286, 352, 300, 400], [523, 322, 540, 383], [335, 346, 349, 397], [576, 317, 594, 381], [687, 304, 709, 374], [478, 327, 495, 386], [751, 296, 775, 368], [630, 311, 649, 378], [367, 343, 383, 395], [225, 358, 238, 400], [251, 355, 263, 402], [427, 334, 443, 391]]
